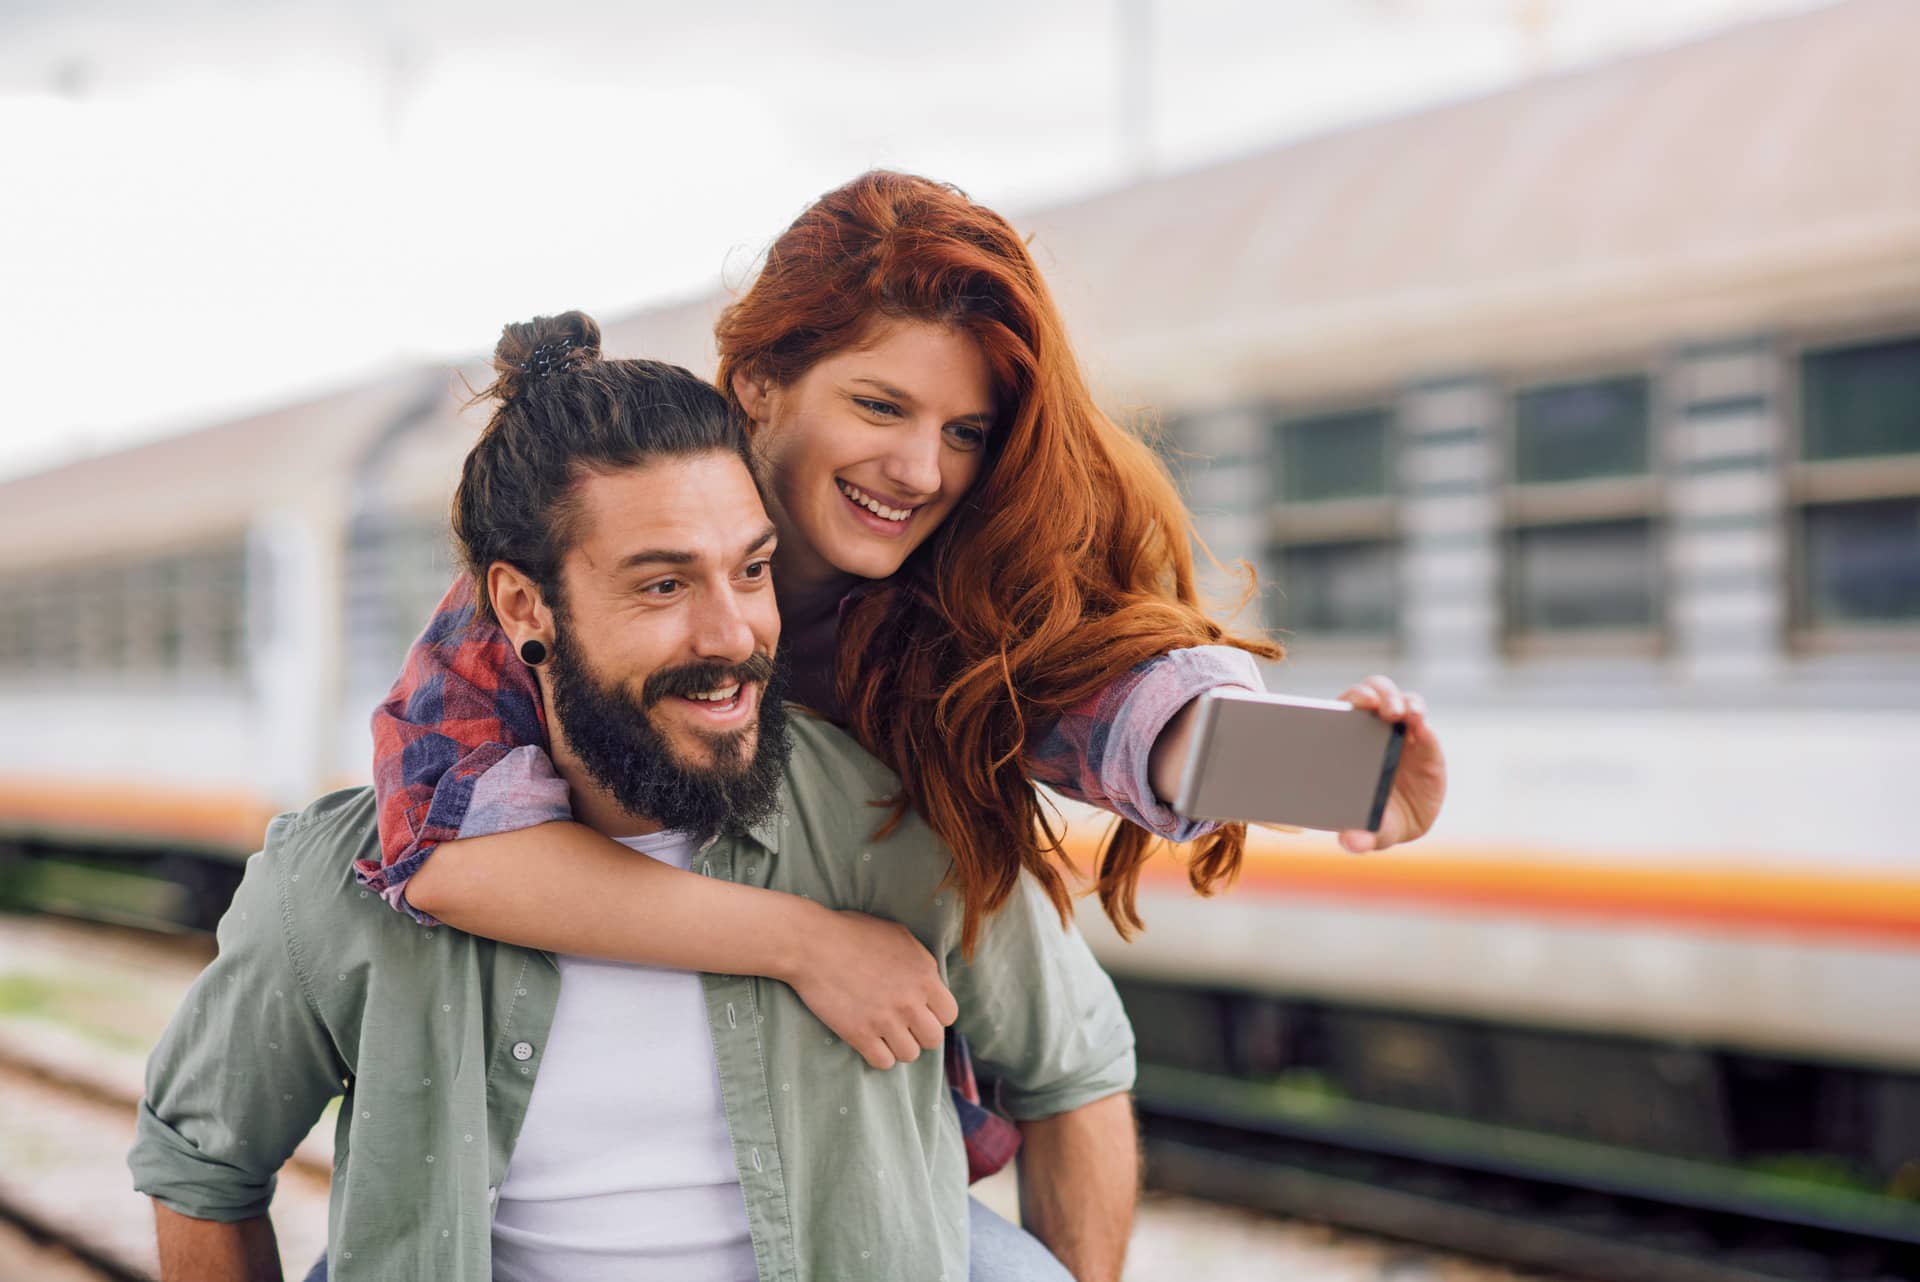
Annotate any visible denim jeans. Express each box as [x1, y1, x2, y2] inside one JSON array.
[[302, 1195, 1070, 1281]]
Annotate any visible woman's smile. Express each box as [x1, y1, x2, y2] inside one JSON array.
[[835, 478, 920, 536]]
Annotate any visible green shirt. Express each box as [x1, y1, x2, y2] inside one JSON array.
[[129, 713, 1135, 1282]]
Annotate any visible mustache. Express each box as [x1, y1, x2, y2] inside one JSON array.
[[640, 652, 778, 708]]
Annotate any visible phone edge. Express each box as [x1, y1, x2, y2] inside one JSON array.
[[1172, 689, 1227, 818], [1365, 721, 1408, 832]]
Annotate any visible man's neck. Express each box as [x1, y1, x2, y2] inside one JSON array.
[[545, 728, 666, 840]]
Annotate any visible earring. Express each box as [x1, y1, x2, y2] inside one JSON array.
[[519, 638, 549, 666]]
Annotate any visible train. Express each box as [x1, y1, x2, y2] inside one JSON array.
[[2, 0, 1916, 1223]]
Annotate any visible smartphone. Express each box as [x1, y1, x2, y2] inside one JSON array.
[[1173, 689, 1405, 833]]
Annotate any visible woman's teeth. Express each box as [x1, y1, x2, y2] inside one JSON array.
[[686, 685, 741, 703], [837, 480, 912, 522]]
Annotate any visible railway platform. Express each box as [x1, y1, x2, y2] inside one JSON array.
[[0, 913, 1579, 1281]]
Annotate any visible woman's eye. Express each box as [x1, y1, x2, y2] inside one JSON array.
[[853, 397, 901, 418], [945, 423, 986, 450]]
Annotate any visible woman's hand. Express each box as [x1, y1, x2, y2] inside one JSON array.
[[781, 906, 958, 1071], [1336, 674, 1447, 853]]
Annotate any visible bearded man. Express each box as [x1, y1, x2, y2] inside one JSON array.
[[129, 334, 1135, 1282]]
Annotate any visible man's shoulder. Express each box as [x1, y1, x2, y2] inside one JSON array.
[[251, 786, 388, 931], [777, 711, 944, 858], [265, 785, 380, 868], [780, 709, 903, 801]]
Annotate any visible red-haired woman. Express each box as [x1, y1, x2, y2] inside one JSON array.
[[361, 171, 1448, 1279]]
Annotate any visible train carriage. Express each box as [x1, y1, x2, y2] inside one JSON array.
[[2, 0, 1917, 1230]]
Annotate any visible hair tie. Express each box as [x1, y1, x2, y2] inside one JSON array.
[[521, 342, 575, 382]]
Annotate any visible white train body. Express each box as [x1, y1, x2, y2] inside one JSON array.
[[2, 0, 1917, 1110]]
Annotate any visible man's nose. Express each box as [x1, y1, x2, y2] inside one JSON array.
[[690, 588, 758, 664], [879, 424, 943, 500]]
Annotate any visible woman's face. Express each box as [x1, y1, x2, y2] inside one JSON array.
[[744, 320, 996, 586]]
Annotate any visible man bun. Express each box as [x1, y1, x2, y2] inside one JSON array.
[[485, 310, 603, 405]]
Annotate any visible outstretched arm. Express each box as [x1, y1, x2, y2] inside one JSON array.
[[1026, 645, 1264, 840]]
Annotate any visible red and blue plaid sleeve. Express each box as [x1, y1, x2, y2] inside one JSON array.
[[948, 1034, 1023, 1182], [1026, 645, 1265, 841], [357, 577, 560, 922]]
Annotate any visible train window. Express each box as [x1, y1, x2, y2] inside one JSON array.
[[1801, 498, 1920, 625], [73, 566, 128, 672], [28, 573, 81, 672], [1801, 337, 1920, 462], [347, 518, 461, 695], [1510, 519, 1659, 632], [1504, 374, 1663, 653], [15, 541, 251, 681], [132, 555, 185, 673], [1267, 540, 1397, 636], [1513, 377, 1650, 484], [0, 592, 27, 670], [1265, 405, 1398, 646], [204, 543, 249, 673], [1790, 335, 1920, 649], [1274, 408, 1391, 502]]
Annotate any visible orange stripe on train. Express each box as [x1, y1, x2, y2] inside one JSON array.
[[1069, 831, 1920, 946], [12, 779, 1920, 946], [0, 779, 282, 852]]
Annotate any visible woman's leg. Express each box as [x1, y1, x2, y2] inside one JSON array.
[[969, 1196, 1075, 1282]]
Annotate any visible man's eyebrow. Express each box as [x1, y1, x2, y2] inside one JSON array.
[[849, 377, 992, 428], [614, 548, 696, 571], [614, 524, 777, 574]]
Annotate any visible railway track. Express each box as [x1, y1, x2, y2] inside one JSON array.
[[0, 915, 330, 1282], [1136, 1075, 1920, 1282], [0, 1214, 120, 1282], [27, 912, 1916, 1281], [5, 911, 1580, 1282]]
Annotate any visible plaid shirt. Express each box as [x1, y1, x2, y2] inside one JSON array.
[[364, 575, 1261, 1183]]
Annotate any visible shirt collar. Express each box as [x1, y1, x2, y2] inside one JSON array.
[[745, 809, 782, 855]]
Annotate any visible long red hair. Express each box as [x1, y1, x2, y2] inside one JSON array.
[[716, 171, 1282, 953]]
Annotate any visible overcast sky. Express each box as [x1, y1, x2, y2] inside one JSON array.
[[0, 0, 1825, 480]]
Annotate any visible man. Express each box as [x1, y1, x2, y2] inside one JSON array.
[[129, 340, 1138, 1281]]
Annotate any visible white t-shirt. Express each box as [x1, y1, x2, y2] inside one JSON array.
[[490, 829, 756, 1282]]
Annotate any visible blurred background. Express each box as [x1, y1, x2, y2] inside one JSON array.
[[1, 1, 1916, 1279]]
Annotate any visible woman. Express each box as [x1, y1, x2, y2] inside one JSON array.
[[362, 171, 1447, 1278]]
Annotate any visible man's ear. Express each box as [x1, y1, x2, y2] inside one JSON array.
[[731, 367, 777, 429], [487, 562, 553, 649]]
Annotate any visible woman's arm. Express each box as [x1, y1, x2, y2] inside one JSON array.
[[1039, 648, 1446, 853], [406, 823, 957, 1070], [1026, 645, 1264, 839]]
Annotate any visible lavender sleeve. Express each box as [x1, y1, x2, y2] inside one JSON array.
[[1029, 644, 1266, 842]]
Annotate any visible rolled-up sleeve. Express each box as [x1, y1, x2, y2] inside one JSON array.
[[129, 830, 346, 1221], [949, 875, 1136, 1121], [1028, 644, 1266, 842]]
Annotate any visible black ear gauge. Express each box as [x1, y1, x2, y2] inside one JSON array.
[[518, 638, 549, 666]]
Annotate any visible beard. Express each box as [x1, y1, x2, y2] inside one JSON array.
[[544, 624, 791, 839]]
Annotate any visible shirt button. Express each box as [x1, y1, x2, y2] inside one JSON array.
[[511, 1041, 535, 1061]]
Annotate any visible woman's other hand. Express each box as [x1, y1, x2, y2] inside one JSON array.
[[782, 907, 958, 1071], [1336, 674, 1447, 854]]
